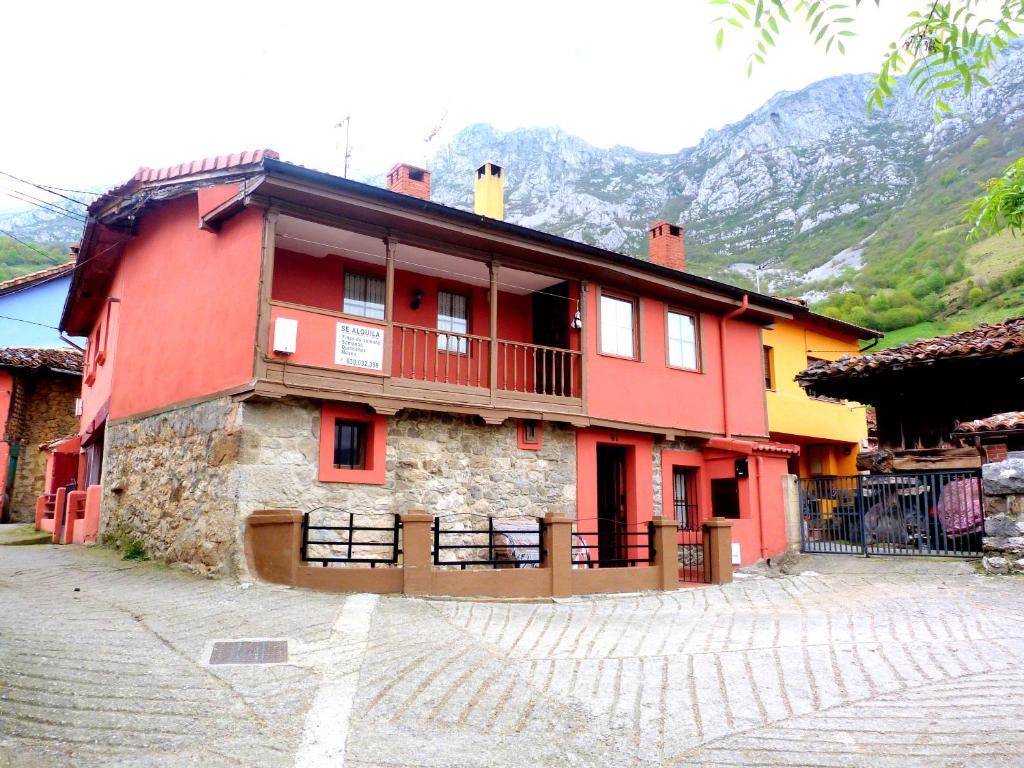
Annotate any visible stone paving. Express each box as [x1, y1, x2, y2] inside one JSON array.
[[2, 544, 1024, 767]]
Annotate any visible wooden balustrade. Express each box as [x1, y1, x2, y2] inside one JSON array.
[[394, 323, 491, 388], [393, 323, 581, 398], [496, 340, 582, 398]]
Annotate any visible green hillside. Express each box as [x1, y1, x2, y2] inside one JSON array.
[[0, 236, 67, 283], [806, 117, 1024, 342]]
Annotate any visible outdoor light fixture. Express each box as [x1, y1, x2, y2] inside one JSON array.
[[569, 299, 583, 330], [411, 288, 424, 311]]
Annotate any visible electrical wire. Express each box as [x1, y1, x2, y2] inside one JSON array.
[[0, 170, 91, 206], [0, 227, 64, 261], [0, 189, 88, 223], [0, 313, 60, 329]]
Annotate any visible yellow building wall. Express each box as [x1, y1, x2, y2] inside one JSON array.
[[763, 320, 869, 477]]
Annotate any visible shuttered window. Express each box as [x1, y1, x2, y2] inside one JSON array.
[[667, 311, 698, 369], [343, 273, 385, 319], [437, 290, 468, 353]]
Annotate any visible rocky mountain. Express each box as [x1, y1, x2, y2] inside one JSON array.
[[427, 42, 1024, 303]]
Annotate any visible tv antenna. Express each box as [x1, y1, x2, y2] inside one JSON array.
[[755, 255, 784, 293], [423, 105, 449, 165], [335, 115, 353, 177]]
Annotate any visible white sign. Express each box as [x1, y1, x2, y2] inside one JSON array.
[[334, 321, 384, 371]]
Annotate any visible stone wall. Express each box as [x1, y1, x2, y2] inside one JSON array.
[[651, 438, 704, 521], [100, 398, 243, 575], [7, 371, 81, 523], [236, 399, 578, 531], [982, 458, 1024, 574]]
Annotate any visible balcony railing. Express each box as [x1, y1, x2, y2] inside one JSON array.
[[394, 323, 491, 388], [496, 340, 581, 399]]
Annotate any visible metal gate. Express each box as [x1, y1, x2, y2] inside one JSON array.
[[799, 470, 984, 557]]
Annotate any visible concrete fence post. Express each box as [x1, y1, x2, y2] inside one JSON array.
[[63, 490, 87, 544], [703, 517, 734, 585], [244, 510, 303, 585], [34, 494, 48, 531], [782, 474, 801, 552], [81, 484, 103, 544], [651, 516, 680, 590], [401, 512, 434, 596], [544, 513, 573, 597]]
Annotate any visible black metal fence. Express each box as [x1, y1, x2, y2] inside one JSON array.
[[799, 471, 984, 557], [677, 527, 706, 583], [433, 516, 545, 568], [571, 521, 654, 568], [301, 511, 401, 567]]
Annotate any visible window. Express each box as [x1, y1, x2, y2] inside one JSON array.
[[343, 272, 385, 320], [711, 478, 741, 519], [437, 290, 468, 353], [333, 420, 366, 470], [518, 419, 543, 450], [672, 467, 698, 529], [599, 293, 637, 358], [318, 404, 387, 484], [666, 310, 698, 369], [763, 346, 775, 390]]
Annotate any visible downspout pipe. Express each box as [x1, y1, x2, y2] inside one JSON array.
[[719, 294, 749, 439]]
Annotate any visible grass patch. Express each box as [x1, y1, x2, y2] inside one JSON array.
[[122, 540, 148, 561]]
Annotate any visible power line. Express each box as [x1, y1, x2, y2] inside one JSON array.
[[0, 170, 90, 207], [0, 228, 64, 261], [0, 189, 88, 223], [0, 313, 60, 330]]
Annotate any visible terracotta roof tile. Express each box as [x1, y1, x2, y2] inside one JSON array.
[[0, 260, 75, 297], [90, 149, 279, 214], [0, 347, 83, 373], [797, 316, 1024, 384], [954, 411, 1024, 433]]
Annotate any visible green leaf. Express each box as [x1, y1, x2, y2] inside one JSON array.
[[935, 98, 953, 114], [716, 27, 725, 48]]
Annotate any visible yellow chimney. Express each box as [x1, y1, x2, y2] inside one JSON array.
[[474, 162, 504, 220]]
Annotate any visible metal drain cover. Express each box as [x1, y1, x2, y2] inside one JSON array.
[[208, 639, 288, 665]]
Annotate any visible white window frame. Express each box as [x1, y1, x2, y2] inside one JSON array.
[[437, 290, 468, 353], [343, 272, 385, 320], [599, 293, 637, 359], [666, 310, 699, 370]]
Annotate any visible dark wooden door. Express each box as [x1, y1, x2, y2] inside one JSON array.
[[531, 281, 570, 395], [597, 445, 628, 564]]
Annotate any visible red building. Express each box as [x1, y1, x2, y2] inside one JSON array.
[[61, 151, 800, 574]]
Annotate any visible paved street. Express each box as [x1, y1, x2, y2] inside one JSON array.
[[2, 545, 1024, 767]]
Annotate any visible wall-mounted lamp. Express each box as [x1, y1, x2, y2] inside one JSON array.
[[411, 288, 424, 311]]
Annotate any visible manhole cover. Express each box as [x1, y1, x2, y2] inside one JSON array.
[[208, 639, 288, 665]]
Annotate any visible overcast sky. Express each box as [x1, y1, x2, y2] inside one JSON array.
[[1, 0, 913, 194]]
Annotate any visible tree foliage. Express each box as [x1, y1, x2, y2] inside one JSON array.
[[965, 156, 1024, 237]]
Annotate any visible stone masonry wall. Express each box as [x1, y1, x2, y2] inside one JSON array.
[[982, 458, 1024, 574], [236, 400, 578, 537], [651, 438, 705, 521], [8, 372, 81, 523], [100, 398, 243, 575]]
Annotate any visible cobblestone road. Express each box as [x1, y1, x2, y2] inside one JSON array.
[[2, 546, 1023, 767]]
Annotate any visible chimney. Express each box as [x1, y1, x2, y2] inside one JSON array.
[[386, 163, 431, 200], [648, 220, 686, 271], [474, 162, 504, 220]]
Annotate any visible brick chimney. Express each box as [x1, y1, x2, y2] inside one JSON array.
[[648, 220, 685, 271], [386, 163, 431, 200]]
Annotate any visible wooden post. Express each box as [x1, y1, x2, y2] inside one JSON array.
[[254, 209, 278, 374], [702, 517, 734, 585], [489, 260, 499, 403], [401, 511, 434, 595], [544, 513, 573, 597], [650, 516, 680, 591], [579, 280, 588, 406], [383, 236, 396, 377]]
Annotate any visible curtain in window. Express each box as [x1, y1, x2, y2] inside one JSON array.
[[667, 311, 698, 369], [343, 273, 385, 319], [673, 467, 697, 529], [437, 290, 468, 353], [600, 295, 635, 357]]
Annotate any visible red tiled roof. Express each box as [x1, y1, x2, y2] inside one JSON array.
[[797, 316, 1024, 384], [0, 260, 75, 297], [954, 411, 1024, 434], [0, 347, 83, 373], [89, 150, 279, 214]]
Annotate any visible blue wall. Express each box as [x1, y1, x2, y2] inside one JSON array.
[[0, 275, 85, 347]]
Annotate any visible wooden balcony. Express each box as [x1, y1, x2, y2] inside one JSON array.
[[261, 303, 585, 419]]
